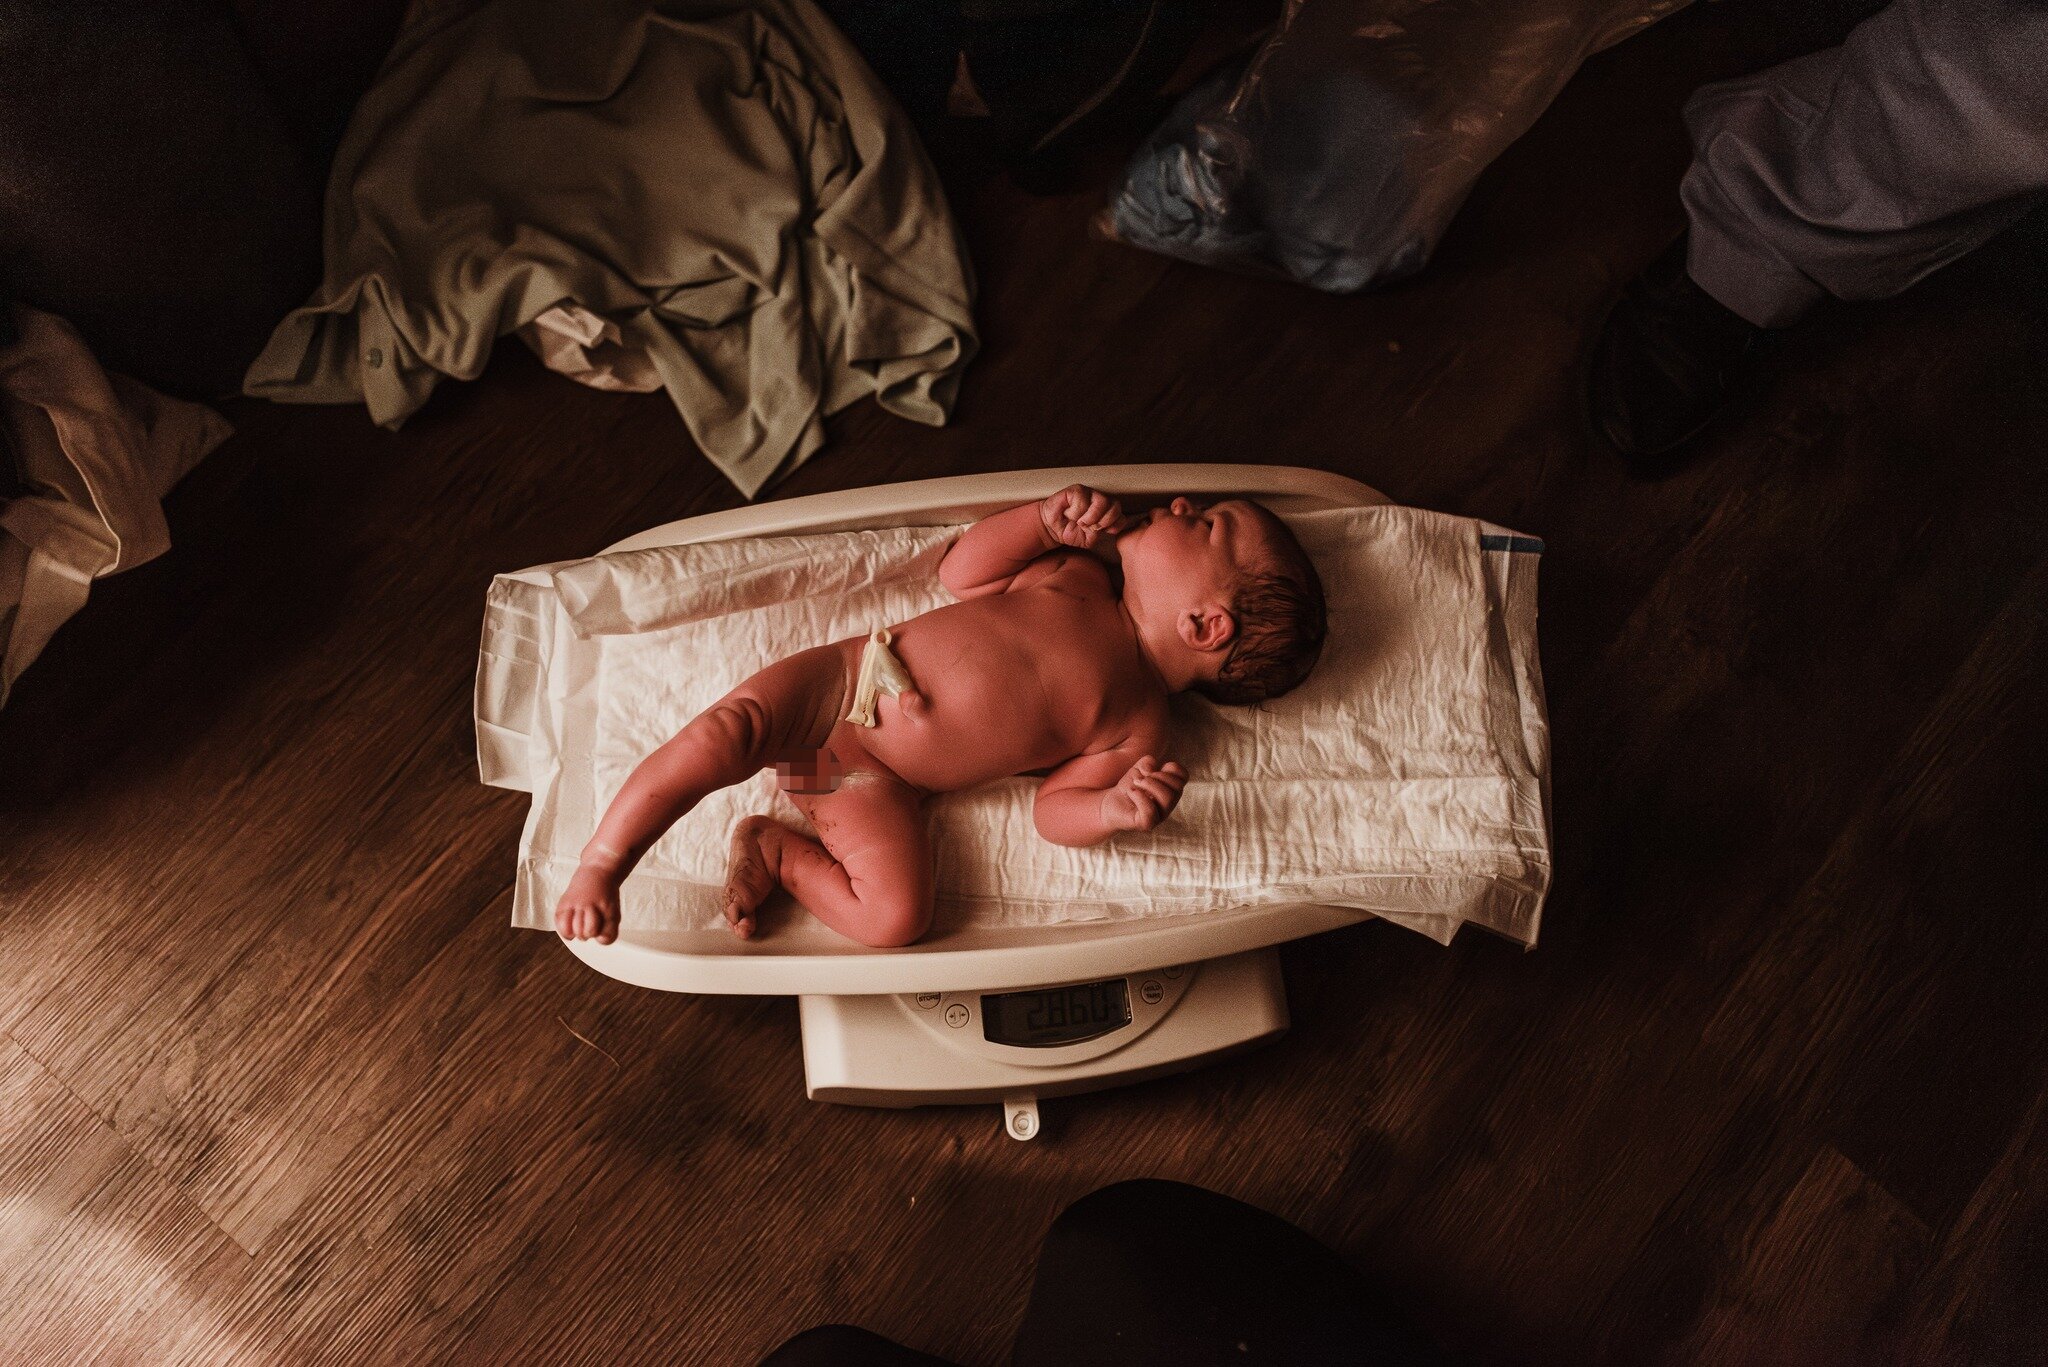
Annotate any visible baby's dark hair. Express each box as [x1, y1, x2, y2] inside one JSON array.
[[1194, 504, 1328, 707]]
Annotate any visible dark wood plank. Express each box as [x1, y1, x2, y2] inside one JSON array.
[[1896, 1079, 2048, 1364], [1670, 1147, 1930, 1366]]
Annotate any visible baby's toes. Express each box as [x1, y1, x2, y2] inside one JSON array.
[[722, 893, 757, 939]]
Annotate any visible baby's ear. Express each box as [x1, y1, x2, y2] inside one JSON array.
[[1182, 606, 1237, 653]]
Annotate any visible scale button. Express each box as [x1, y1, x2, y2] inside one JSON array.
[[945, 1003, 970, 1028], [1140, 979, 1165, 1005], [914, 993, 942, 1009], [1163, 964, 1186, 980]]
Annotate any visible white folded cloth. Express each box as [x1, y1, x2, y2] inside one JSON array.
[[0, 305, 231, 708]]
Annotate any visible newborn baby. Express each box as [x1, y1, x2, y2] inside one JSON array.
[[554, 484, 1327, 947]]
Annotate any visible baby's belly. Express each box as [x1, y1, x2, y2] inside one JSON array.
[[853, 712, 1048, 793], [826, 630, 1070, 794]]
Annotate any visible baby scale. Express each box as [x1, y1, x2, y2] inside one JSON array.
[[562, 465, 1390, 1139], [799, 949, 1288, 1140]]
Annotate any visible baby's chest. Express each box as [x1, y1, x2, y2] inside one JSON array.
[[901, 600, 1126, 729]]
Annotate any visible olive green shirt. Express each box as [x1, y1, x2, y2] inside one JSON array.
[[246, 0, 977, 498]]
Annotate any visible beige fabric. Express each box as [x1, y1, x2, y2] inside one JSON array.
[[0, 306, 231, 708], [245, 0, 978, 499]]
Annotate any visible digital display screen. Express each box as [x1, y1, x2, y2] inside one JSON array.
[[981, 979, 1131, 1048]]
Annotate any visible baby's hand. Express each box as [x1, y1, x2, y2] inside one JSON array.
[[1101, 755, 1186, 833], [555, 864, 621, 944], [1040, 484, 1131, 551]]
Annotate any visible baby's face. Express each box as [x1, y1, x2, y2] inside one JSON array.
[[1117, 496, 1266, 606]]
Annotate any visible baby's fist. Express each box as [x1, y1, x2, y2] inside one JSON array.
[[1040, 484, 1129, 550], [1102, 755, 1186, 833]]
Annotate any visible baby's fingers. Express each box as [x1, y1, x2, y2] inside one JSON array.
[[1134, 775, 1178, 808]]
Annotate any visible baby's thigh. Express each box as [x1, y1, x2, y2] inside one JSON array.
[[793, 777, 933, 904], [722, 642, 849, 758]]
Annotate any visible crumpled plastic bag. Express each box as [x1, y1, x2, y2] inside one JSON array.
[[1104, 0, 1690, 292]]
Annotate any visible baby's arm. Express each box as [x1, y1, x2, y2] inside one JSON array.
[[1033, 745, 1188, 848], [940, 484, 1127, 599]]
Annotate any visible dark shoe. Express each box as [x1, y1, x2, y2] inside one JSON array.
[[1589, 233, 1766, 466]]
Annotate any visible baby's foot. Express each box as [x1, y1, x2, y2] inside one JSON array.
[[722, 815, 781, 939], [555, 865, 621, 944]]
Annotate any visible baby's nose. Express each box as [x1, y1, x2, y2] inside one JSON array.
[[1170, 497, 1194, 515]]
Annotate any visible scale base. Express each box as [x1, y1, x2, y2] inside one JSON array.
[[799, 948, 1288, 1138]]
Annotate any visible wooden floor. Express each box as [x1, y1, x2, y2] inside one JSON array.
[[4, 3, 2045, 1363]]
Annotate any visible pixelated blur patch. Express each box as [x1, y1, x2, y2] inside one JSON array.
[[774, 747, 843, 795]]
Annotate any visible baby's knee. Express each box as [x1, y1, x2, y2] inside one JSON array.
[[851, 889, 933, 948]]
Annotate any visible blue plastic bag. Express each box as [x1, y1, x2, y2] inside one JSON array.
[[1105, 0, 1690, 292]]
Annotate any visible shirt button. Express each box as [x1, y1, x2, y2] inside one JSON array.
[[365, 347, 384, 368]]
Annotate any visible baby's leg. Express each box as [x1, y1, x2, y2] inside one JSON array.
[[557, 643, 848, 942], [725, 775, 933, 947]]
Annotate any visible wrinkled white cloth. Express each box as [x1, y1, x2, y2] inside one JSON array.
[[0, 306, 231, 708], [478, 505, 1551, 945], [516, 304, 663, 394]]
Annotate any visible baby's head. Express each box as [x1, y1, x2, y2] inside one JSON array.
[[1117, 496, 1327, 705]]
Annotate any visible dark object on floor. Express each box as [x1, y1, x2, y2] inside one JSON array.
[[760, 1324, 960, 1367], [1011, 1179, 1442, 1365], [960, 0, 1206, 169], [0, 0, 323, 398], [223, 0, 410, 160], [812, 0, 967, 120], [1587, 234, 1765, 464], [758, 1180, 1444, 1366], [816, 0, 1204, 178]]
